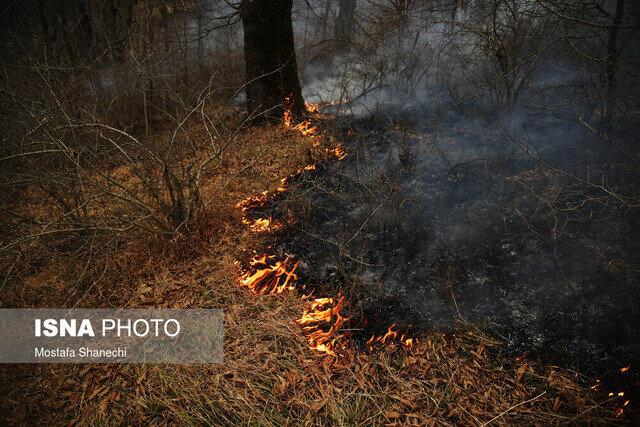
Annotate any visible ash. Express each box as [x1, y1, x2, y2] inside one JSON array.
[[280, 99, 640, 377]]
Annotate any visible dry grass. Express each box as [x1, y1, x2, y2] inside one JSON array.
[[0, 115, 619, 425]]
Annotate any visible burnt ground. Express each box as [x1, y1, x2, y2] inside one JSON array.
[[268, 104, 640, 394]]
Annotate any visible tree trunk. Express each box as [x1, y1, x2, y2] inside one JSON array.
[[604, 0, 625, 125], [321, 0, 332, 42], [336, 0, 356, 51], [241, 0, 305, 122]]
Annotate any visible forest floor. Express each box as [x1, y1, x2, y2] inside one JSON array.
[[0, 110, 623, 425]]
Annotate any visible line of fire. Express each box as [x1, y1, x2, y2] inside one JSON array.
[[1, 0, 638, 424]]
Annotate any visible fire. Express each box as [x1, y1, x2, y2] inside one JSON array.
[[297, 294, 349, 356], [242, 217, 284, 233], [365, 324, 414, 350], [236, 187, 289, 234], [284, 96, 320, 137], [305, 98, 349, 114], [239, 255, 299, 294], [285, 96, 350, 138], [236, 190, 271, 213], [620, 366, 630, 372], [327, 143, 347, 160], [234, 95, 355, 356], [305, 101, 320, 113]]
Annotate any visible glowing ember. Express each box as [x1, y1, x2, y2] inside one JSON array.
[[297, 294, 348, 356], [620, 366, 630, 372], [239, 255, 299, 294]]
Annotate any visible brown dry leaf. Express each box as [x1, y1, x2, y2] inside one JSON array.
[[516, 363, 528, 382], [310, 397, 328, 413], [99, 398, 109, 413], [87, 385, 107, 401], [385, 411, 403, 419], [390, 395, 419, 409]]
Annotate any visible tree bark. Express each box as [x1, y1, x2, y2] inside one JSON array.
[[606, 0, 625, 88], [604, 0, 625, 127], [241, 0, 305, 122], [321, 0, 332, 42], [336, 0, 356, 51]]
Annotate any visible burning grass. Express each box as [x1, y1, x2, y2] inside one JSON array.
[[238, 255, 299, 294]]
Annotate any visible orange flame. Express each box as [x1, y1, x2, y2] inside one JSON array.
[[236, 187, 290, 234], [327, 144, 347, 160], [297, 294, 348, 356], [284, 96, 351, 137], [284, 96, 320, 137], [305, 98, 349, 114], [305, 101, 320, 113], [236, 191, 270, 213], [242, 217, 284, 233], [239, 255, 299, 294], [366, 324, 414, 350], [234, 95, 356, 356]]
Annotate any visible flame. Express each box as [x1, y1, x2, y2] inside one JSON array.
[[242, 217, 284, 233], [236, 190, 270, 213], [327, 144, 347, 160], [297, 294, 348, 356], [305, 101, 320, 113], [285, 96, 350, 138], [239, 255, 299, 294], [236, 187, 289, 234], [284, 96, 320, 137], [284, 95, 350, 161], [366, 324, 414, 350], [305, 98, 349, 114], [620, 366, 630, 372], [234, 96, 356, 356]]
